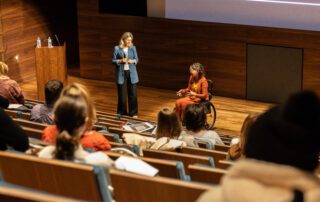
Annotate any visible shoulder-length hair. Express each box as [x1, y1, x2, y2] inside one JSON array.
[[119, 32, 134, 48], [228, 113, 259, 160], [156, 108, 182, 139]]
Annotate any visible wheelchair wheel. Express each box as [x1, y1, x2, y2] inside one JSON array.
[[205, 102, 216, 130]]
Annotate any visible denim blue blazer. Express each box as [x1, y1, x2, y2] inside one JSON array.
[[112, 45, 139, 85]]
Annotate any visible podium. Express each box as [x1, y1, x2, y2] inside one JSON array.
[[35, 43, 67, 101]]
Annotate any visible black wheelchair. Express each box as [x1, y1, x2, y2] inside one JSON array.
[[200, 79, 217, 130]]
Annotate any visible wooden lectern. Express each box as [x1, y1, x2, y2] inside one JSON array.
[[35, 43, 67, 101]]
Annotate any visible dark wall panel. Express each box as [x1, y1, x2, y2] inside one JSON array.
[[247, 45, 303, 103]]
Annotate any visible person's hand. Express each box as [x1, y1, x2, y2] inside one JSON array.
[[122, 58, 128, 63], [187, 91, 197, 97], [128, 59, 135, 64], [176, 90, 183, 97]]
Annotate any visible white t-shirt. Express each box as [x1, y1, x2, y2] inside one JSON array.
[[179, 130, 225, 147], [123, 48, 129, 71]]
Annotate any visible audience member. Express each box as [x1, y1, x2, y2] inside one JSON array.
[[42, 83, 112, 151], [227, 114, 258, 160], [0, 108, 29, 151], [124, 108, 186, 153], [198, 91, 320, 202], [179, 104, 224, 147], [0, 62, 24, 104], [38, 95, 113, 167], [30, 80, 63, 124]]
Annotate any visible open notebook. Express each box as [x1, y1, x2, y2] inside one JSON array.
[[114, 156, 159, 177]]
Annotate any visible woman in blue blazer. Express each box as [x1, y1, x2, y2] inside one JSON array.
[[112, 32, 139, 117]]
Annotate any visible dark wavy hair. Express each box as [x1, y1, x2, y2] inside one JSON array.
[[184, 104, 206, 132]]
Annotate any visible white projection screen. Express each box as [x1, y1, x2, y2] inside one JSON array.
[[165, 0, 320, 31]]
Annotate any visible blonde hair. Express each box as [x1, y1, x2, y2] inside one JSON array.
[[60, 83, 97, 131], [119, 32, 134, 48], [228, 113, 259, 160], [0, 62, 8, 75], [156, 108, 182, 139]]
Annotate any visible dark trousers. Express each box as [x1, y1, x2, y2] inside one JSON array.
[[117, 70, 138, 116]]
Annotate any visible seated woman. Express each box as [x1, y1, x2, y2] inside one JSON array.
[[198, 91, 320, 202], [227, 114, 258, 161], [124, 108, 186, 154], [0, 62, 24, 104], [179, 104, 224, 147], [38, 94, 113, 167], [42, 83, 112, 151], [176, 63, 208, 120], [0, 108, 29, 152]]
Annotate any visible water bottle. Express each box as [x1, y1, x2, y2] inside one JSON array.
[[36, 37, 41, 48], [48, 37, 53, 48]]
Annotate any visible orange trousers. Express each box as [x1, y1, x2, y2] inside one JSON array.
[[175, 96, 200, 120]]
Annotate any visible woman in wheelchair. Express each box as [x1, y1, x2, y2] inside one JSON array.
[[176, 63, 208, 120]]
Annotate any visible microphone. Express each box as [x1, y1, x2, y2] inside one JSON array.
[[54, 34, 61, 46]]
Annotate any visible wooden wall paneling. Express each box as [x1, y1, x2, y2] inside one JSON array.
[[194, 39, 246, 98], [77, 0, 320, 97], [303, 49, 320, 94], [247, 26, 320, 49], [0, 0, 79, 83]]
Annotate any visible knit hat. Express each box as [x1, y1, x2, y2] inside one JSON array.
[[244, 91, 320, 172]]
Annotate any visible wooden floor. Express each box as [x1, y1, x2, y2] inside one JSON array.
[[20, 75, 272, 136]]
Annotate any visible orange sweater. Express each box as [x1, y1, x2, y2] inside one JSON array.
[[42, 125, 112, 151], [181, 76, 209, 101]]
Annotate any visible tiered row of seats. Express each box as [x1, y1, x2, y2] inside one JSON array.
[[2, 98, 238, 201]]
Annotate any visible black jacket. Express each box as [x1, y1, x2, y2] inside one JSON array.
[[0, 109, 29, 151]]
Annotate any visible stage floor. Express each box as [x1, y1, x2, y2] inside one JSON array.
[[20, 75, 272, 135]]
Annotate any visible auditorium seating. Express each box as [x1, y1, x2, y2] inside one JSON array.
[[0, 150, 215, 201], [21, 124, 120, 143], [198, 142, 231, 152], [3, 98, 241, 199], [109, 126, 154, 136], [0, 184, 80, 202], [188, 164, 227, 185], [4, 109, 30, 119], [105, 151, 188, 180], [13, 118, 47, 130], [143, 149, 215, 175], [22, 127, 43, 139], [0, 151, 113, 201], [214, 144, 231, 152], [96, 110, 157, 124], [179, 147, 228, 168], [218, 160, 235, 169], [110, 169, 213, 202]]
